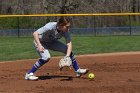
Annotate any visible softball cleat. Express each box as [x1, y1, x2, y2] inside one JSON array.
[[25, 73, 38, 80], [75, 68, 88, 77]]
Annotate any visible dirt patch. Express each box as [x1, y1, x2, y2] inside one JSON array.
[[0, 52, 140, 93]]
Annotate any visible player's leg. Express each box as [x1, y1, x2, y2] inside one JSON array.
[[47, 41, 88, 77], [70, 52, 88, 77], [28, 49, 51, 74], [46, 41, 79, 70], [25, 47, 51, 80]]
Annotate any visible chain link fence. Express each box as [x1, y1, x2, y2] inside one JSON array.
[[0, 14, 140, 36]]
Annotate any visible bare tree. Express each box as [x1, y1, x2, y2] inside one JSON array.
[[1, 0, 140, 28], [42, 0, 79, 14], [0, 0, 3, 14]]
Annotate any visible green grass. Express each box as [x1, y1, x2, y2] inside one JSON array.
[[1, 36, 140, 61], [72, 36, 140, 54]]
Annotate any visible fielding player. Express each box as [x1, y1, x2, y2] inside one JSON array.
[[25, 17, 88, 80]]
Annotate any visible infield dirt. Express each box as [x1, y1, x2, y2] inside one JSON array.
[[0, 52, 140, 93]]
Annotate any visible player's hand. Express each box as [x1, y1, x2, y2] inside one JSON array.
[[38, 45, 44, 52]]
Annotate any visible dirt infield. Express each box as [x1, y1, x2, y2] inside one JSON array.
[[0, 52, 140, 93]]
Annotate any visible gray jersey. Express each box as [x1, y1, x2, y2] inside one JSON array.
[[36, 22, 71, 43]]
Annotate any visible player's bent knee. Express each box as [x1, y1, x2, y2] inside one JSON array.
[[42, 56, 51, 62], [40, 58, 50, 64], [41, 56, 51, 62], [46, 57, 50, 62]]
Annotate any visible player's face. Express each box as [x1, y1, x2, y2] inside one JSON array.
[[59, 23, 70, 32]]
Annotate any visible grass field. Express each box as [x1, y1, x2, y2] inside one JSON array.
[[0, 36, 140, 61]]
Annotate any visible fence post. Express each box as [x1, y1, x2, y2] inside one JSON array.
[[129, 15, 132, 36], [17, 17, 20, 37], [93, 16, 96, 36]]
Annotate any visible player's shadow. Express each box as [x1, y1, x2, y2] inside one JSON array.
[[38, 75, 73, 81]]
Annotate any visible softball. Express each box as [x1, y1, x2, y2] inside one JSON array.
[[88, 73, 95, 79]]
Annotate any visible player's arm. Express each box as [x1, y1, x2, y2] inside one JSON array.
[[64, 32, 72, 57], [33, 31, 44, 52], [66, 41, 72, 57], [33, 23, 52, 52]]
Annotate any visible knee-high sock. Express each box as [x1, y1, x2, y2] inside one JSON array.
[[70, 52, 79, 71], [28, 59, 47, 74]]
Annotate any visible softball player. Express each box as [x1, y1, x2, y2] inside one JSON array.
[[25, 17, 88, 80]]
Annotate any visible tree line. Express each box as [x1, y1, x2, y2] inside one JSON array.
[[0, 0, 140, 28], [0, 0, 140, 14]]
